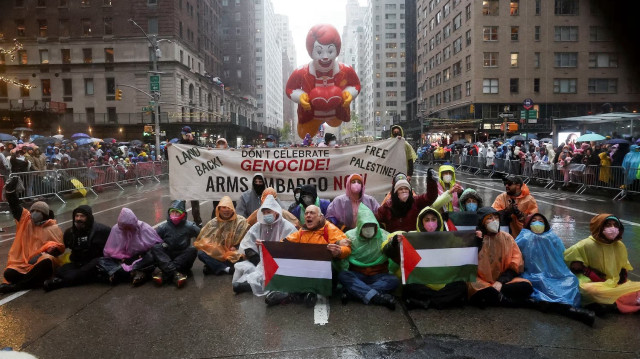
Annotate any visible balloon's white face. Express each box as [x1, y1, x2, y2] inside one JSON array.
[[311, 41, 337, 71]]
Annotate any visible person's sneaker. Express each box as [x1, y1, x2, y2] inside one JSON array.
[[0, 283, 19, 294], [152, 269, 163, 286], [567, 307, 596, 327], [43, 277, 64, 292], [371, 293, 396, 310], [265, 291, 294, 306], [232, 282, 252, 294], [202, 266, 214, 276], [131, 270, 146, 287], [173, 272, 187, 289], [304, 292, 318, 308]]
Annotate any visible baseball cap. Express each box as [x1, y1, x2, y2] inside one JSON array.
[[181, 126, 192, 135]]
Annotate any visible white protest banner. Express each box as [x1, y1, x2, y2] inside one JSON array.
[[168, 138, 408, 201]]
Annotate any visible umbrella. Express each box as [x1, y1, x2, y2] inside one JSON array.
[[605, 138, 631, 145], [91, 137, 103, 144], [103, 137, 117, 144], [576, 133, 605, 142], [452, 140, 467, 146], [130, 139, 144, 146], [13, 127, 33, 132], [11, 143, 38, 153], [539, 138, 553, 143], [31, 136, 58, 147], [71, 133, 91, 139], [0, 133, 17, 141], [52, 134, 65, 140], [169, 138, 180, 143], [525, 133, 538, 140], [510, 135, 526, 141], [74, 138, 94, 146]]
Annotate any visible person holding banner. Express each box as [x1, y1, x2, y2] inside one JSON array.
[[236, 173, 268, 218], [194, 196, 250, 276], [290, 184, 331, 226], [245, 187, 300, 229], [515, 213, 595, 325], [233, 195, 298, 295], [492, 175, 539, 238], [468, 207, 533, 308], [338, 205, 398, 310], [326, 174, 380, 231], [390, 125, 417, 180]]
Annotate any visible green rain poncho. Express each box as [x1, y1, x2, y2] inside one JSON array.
[[341, 204, 390, 271]]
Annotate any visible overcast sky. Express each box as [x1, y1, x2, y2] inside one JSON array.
[[272, 0, 367, 67]]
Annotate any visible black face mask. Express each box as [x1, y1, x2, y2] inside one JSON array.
[[254, 182, 265, 195], [301, 195, 315, 207]]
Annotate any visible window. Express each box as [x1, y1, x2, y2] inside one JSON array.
[[453, 84, 462, 100], [589, 53, 618, 68], [385, 23, 396, 29], [534, 52, 540, 68], [465, 4, 471, 20], [148, 0, 157, 4], [510, 0, 519, 15], [466, 80, 471, 96], [555, 0, 578, 15], [453, 13, 462, 30], [41, 79, 51, 97], [18, 50, 27, 64], [59, 19, 70, 37], [385, 33, 397, 39], [83, 48, 92, 63], [483, 26, 498, 41], [61, 49, 71, 64], [444, 1, 451, 17], [63, 79, 72, 97], [453, 37, 462, 53], [534, 78, 540, 92], [444, 23, 451, 38], [16, 20, 25, 36], [234, 12, 240, 21], [84, 78, 94, 95], [20, 80, 30, 97], [510, 78, 519, 93], [534, 26, 541, 41], [38, 19, 47, 37], [554, 26, 578, 41], [554, 52, 577, 67], [466, 30, 471, 46], [104, 17, 113, 35], [39, 50, 49, 64], [483, 52, 498, 67], [86, 108, 95, 124], [443, 46, 451, 60], [385, 13, 396, 20], [453, 61, 462, 76], [237, 70, 242, 78], [104, 48, 114, 63], [510, 53, 519, 67], [148, 18, 158, 34], [483, 78, 498, 93], [553, 79, 577, 93], [82, 19, 92, 36], [106, 77, 115, 97], [436, 31, 442, 45], [590, 26, 612, 41], [482, 0, 499, 15], [386, 62, 397, 68], [386, 91, 397, 97], [60, 0, 69, 6], [81, 0, 90, 5], [107, 107, 117, 123], [443, 68, 451, 82], [535, 0, 541, 14], [104, 0, 112, 5], [435, 73, 442, 85], [443, 89, 451, 103], [466, 55, 471, 71], [511, 26, 519, 41], [588, 78, 617, 93]]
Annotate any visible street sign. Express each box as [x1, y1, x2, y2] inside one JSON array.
[[528, 110, 538, 118], [142, 106, 153, 112], [523, 98, 534, 110], [499, 113, 514, 118], [150, 75, 160, 91]]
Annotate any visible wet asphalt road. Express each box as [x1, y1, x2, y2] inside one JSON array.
[[0, 166, 639, 359]]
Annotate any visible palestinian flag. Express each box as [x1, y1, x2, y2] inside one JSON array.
[[261, 241, 333, 296], [448, 212, 509, 232], [400, 231, 478, 285]]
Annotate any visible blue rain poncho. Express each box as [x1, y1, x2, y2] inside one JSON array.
[[515, 223, 581, 307], [621, 145, 640, 185]]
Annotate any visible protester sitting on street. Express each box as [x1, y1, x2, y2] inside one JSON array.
[[326, 173, 380, 231], [98, 208, 163, 286], [459, 188, 483, 212], [515, 213, 595, 326], [194, 196, 250, 275], [491, 175, 538, 238], [390, 125, 417, 180], [236, 173, 268, 218], [384, 207, 467, 310], [233, 195, 297, 295], [245, 187, 299, 228], [437, 164, 464, 212], [138, 200, 201, 288], [468, 207, 533, 308], [265, 205, 350, 307], [0, 177, 64, 294], [338, 205, 398, 310], [43, 205, 111, 292], [564, 214, 640, 314], [289, 184, 331, 226]]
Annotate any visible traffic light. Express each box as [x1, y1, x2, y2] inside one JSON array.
[[469, 104, 475, 114], [115, 89, 123, 101]]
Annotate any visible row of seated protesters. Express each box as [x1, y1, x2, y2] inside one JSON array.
[[1, 172, 639, 327]]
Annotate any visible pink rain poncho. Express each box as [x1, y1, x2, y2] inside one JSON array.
[[103, 208, 162, 270]]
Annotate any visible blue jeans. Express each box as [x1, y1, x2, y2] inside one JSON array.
[[338, 271, 399, 304], [197, 251, 231, 274]]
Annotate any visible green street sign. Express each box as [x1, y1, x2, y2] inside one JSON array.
[[150, 75, 160, 91], [528, 110, 538, 118], [142, 106, 152, 112], [520, 110, 527, 118]]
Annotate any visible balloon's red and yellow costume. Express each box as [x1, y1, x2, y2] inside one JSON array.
[[286, 24, 361, 139]]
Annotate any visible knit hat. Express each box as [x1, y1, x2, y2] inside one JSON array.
[[394, 179, 411, 193], [30, 201, 50, 215]]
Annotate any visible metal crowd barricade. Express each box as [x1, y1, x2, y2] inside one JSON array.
[[90, 164, 124, 192], [56, 167, 98, 199], [618, 166, 640, 199], [491, 158, 507, 177], [9, 170, 65, 203], [154, 160, 169, 178], [135, 161, 160, 185], [531, 162, 554, 188]]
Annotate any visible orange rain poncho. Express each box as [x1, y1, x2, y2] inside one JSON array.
[[193, 196, 250, 264], [284, 220, 351, 259], [492, 183, 539, 238], [3, 209, 64, 283]]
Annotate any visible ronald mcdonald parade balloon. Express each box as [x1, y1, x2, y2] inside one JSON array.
[[286, 24, 362, 139]]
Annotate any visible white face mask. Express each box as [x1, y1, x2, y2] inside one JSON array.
[[443, 174, 453, 183], [361, 226, 376, 239], [328, 140, 336, 146], [486, 220, 500, 234], [398, 192, 410, 202]]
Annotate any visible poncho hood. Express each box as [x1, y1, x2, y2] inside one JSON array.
[[524, 212, 551, 233], [459, 188, 483, 211], [260, 187, 278, 203], [215, 196, 237, 222], [104, 208, 162, 260], [73, 205, 94, 234], [416, 206, 444, 232], [589, 213, 624, 243], [344, 204, 389, 268], [345, 173, 364, 200], [390, 125, 404, 137], [257, 195, 282, 224]]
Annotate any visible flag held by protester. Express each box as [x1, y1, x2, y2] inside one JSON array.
[[261, 241, 333, 296], [448, 212, 509, 233], [400, 231, 478, 285]]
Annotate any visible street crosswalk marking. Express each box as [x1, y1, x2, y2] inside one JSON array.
[[314, 295, 330, 325]]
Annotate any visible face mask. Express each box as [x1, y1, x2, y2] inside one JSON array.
[[602, 227, 619, 241], [294, 193, 301, 202], [350, 183, 362, 194], [465, 202, 478, 212], [443, 174, 452, 183], [424, 221, 438, 232], [486, 220, 500, 234], [266, 142, 275, 148], [327, 140, 336, 146], [302, 195, 315, 206], [361, 226, 376, 239], [31, 211, 44, 224], [398, 192, 410, 202], [263, 214, 276, 224], [170, 212, 185, 225], [217, 145, 225, 149], [254, 183, 265, 195], [530, 221, 545, 234]]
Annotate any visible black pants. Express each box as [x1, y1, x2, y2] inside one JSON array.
[[55, 257, 101, 288], [3, 258, 54, 289], [140, 244, 197, 277], [190, 200, 202, 225], [470, 282, 533, 307], [403, 281, 467, 309]]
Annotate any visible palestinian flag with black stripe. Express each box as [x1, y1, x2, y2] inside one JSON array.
[[400, 231, 478, 285], [261, 241, 333, 296], [448, 212, 510, 233]]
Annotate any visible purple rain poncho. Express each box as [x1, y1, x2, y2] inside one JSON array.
[[103, 208, 162, 271], [326, 174, 380, 231]]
